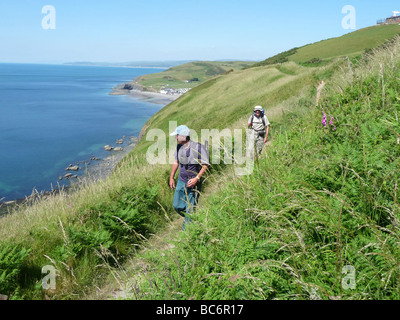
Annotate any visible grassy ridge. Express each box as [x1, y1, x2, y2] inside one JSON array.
[[252, 24, 400, 67], [133, 61, 254, 91]]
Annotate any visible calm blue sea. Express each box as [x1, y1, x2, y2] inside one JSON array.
[[0, 63, 165, 202]]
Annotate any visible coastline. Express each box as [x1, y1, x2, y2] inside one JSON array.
[[110, 83, 180, 105], [0, 83, 176, 217], [0, 137, 139, 217]]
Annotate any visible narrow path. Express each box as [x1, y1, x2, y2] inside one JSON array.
[[89, 81, 322, 299], [316, 80, 326, 105], [87, 217, 183, 300]]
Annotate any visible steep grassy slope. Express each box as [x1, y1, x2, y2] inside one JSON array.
[[119, 37, 400, 300], [252, 24, 400, 67], [130, 61, 330, 157], [0, 58, 327, 300]]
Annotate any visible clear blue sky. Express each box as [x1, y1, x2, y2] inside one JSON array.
[[0, 0, 399, 64]]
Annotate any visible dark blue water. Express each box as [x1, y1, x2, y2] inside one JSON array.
[[0, 63, 165, 201]]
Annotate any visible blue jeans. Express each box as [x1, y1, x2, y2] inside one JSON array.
[[173, 179, 202, 230]]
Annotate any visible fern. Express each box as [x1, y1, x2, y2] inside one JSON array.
[[0, 243, 30, 296]]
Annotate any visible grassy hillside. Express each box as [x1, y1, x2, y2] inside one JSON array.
[[131, 60, 331, 157], [252, 24, 400, 67], [0, 27, 399, 300], [112, 36, 400, 300], [132, 61, 254, 91]]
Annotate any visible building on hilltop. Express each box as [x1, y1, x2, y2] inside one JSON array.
[[377, 11, 400, 24]]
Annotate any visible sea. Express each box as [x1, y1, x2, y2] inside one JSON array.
[[0, 63, 166, 202]]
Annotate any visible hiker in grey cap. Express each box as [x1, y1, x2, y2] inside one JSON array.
[[248, 106, 270, 154], [169, 125, 209, 230]]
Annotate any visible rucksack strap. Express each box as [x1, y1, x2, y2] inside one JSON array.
[[177, 142, 203, 169], [251, 113, 266, 127]]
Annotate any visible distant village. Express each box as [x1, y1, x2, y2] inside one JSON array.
[[159, 86, 191, 95]]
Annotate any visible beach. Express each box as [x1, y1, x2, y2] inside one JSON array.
[[110, 83, 181, 105]]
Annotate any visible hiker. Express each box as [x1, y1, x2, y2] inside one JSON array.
[[169, 125, 209, 230], [248, 106, 270, 154]]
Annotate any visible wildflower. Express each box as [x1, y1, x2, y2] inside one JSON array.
[[329, 115, 337, 131], [322, 110, 336, 131], [322, 112, 327, 127]]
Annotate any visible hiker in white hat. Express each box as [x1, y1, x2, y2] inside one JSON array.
[[169, 125, 209, 230], [248, 106, 270, 154]]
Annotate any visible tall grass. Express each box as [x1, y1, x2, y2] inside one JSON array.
[[2, 31, 398, 300], [0, 154, 176, 299], [121, 37, 400, 300]]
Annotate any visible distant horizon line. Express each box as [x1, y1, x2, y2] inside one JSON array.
[[0, 59, 260, 70]]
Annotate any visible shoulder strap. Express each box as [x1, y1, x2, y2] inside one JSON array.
[[177, 143, 183, 154], [198, 142, 201, 160], [251, 113, 266, 127], [197, 142, 202, 169]]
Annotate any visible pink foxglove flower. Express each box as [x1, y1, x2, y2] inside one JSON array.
[[322, 112, 327, 127]]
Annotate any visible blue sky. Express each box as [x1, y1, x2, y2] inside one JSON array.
[[0, 0, 399, 64]]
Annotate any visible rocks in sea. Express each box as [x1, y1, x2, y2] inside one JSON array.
[[65, 165, 79, 171], [60, 165, 80, 180], [105, 139, 125, 151], [62, 173, 78, 180]]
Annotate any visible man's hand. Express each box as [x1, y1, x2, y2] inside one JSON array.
[[264, 126, 270, 144], [169, 177, 176, 190], [170, 161, 179, 190], [187, 178, 198, 188]]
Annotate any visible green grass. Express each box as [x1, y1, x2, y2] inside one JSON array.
[[131, 60, 331, 157], [133, 61, 254, 91], [252, 24, 400, 67], [119, 36, 400, 300], [1, 27, 399, 300]]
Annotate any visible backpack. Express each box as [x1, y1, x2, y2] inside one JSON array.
[[176, 141, 206, 171], [250, 109, 266, 127]]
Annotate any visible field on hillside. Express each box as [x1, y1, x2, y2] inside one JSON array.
[[132, 61, 254, 91]]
